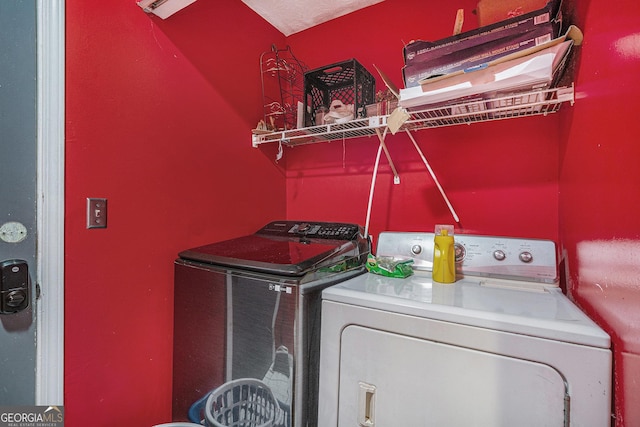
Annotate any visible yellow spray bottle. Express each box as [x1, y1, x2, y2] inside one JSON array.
[[433, 225, 456, 283]]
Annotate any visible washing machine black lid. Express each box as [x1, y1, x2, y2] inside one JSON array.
[[178, 221, 366, 276]]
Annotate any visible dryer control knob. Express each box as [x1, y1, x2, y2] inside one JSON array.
[[493, 250, 506, 261], [454, 243, 466, 262], [519, 251, 533, 263]]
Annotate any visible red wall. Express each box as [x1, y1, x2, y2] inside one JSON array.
[[64, 0, 639, 425], [285, 0, 561, 245], [287, 1, 638, 425], [558, 0, 640, 425], [64, 1, 285, 425]]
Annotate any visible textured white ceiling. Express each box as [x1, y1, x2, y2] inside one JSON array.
[[241, 0, 385, 36]]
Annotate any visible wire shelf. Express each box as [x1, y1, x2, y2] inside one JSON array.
[[252, 85, 574, 147]]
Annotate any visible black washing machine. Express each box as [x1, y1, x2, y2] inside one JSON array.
[[172, 220, 370, 427]]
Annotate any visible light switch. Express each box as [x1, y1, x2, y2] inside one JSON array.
[[87, 198, 107, 229]]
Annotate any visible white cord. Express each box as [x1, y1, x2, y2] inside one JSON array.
[[364, 142, 384, 239]]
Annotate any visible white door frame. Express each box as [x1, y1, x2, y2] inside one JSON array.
[[36, 0, 65, 405]]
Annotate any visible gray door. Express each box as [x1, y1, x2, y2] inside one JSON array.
[[0, 0, 38, 405]]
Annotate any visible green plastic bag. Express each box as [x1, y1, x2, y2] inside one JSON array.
[[366, 254, 414, 278]]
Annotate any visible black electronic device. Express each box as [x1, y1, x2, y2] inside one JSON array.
[[1, 259, 30, 314]]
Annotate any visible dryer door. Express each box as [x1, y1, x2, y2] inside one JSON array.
[[338, 326, 567, 427]]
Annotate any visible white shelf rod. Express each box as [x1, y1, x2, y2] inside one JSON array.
[[405, 130, 460, 224]]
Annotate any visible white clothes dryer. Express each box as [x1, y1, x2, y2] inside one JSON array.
[[318, 232, 612, 427]]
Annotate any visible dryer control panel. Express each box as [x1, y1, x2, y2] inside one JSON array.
[[376, 232, 558, 284]]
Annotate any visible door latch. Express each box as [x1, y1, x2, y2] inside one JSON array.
[[0, 259, 30, 314]]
